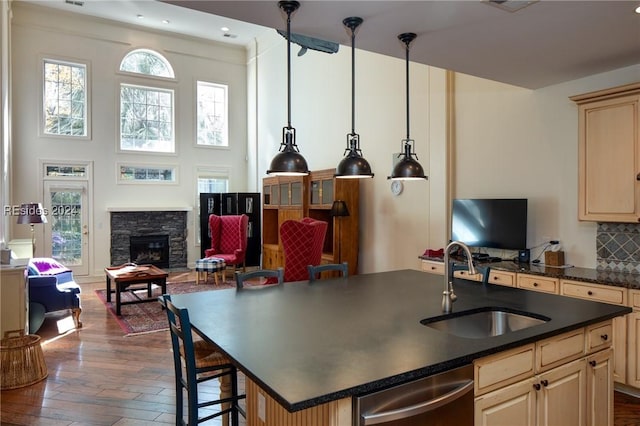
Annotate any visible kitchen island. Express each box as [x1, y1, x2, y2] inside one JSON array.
[[170, 269, 630, 425]]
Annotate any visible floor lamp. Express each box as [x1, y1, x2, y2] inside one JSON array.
[[330, 200, 349, 264], [17, 203, 48, 257]]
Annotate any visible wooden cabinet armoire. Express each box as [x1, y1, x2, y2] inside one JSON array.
[[262, 169, 359, 276]]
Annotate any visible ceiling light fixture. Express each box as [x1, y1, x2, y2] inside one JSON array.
[[335, 17, 374, 179], [162, 19, 170, 24], [388, 32, 428, 181], [267, 1, 309, 176]]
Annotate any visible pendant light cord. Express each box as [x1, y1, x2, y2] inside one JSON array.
[[351, 27, 356, 135], [286, 10, 292, 130], [405, 41, 410, 141]]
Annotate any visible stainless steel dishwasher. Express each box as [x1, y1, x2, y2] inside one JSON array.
[[353, 364, 474, 426]]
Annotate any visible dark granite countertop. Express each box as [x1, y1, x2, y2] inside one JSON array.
[[170, 269, 630, 412], [419, 256, 640, 289]]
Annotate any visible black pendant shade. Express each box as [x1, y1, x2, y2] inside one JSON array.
[[335, 16, 374, 179], [388, 32, 427, 181], [267, 0, 309, 176]]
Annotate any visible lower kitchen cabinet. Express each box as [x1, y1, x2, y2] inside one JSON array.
[[628, 289, 640, 388], [474, 322, 613, 426], [476, 350, 611, 426], [561, 279, 628, 385]]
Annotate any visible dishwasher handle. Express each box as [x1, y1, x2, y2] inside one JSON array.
[[360, 379, 474, 426]]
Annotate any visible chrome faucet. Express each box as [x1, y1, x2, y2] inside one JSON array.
[[442, 241, 477, 313]]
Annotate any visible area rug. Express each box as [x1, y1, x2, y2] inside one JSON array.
[[95, 280, 235, 336]]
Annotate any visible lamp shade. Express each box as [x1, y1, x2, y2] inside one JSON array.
[[16, 203, 48, 224], [336, 143, 374, 178], [330, 200, 349, 217], [389, 140, 428, 180]]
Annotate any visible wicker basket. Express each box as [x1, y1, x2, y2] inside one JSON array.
[[1, 329, 48, 390]]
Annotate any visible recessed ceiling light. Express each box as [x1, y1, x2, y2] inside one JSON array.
[[221, 26, 230, 32], [162, 19, 170, 24], [635, 5, 640, 13], [136, 14, 144, 19]]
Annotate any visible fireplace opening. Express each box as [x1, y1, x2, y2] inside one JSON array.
[[130, 235, 170, 268]]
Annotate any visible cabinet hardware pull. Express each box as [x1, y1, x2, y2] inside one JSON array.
[[533, 383, 541, 390], [601, 334, 608, 341], [533, 282, 539, 287], [589, 360, 597, 367], [541, 380, 549, 387], [587, 291, 593, 296], [637, 173, 640, 181]]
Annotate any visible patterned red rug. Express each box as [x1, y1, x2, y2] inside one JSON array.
[[95, 280, 235, 336]]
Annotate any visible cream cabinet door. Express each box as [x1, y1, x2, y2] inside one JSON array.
[[475, 377, 537, 426], [628, 297, 640, 388], [586, 348, 613, 426], [573, 84, 640, 222], [536, 358, 587, 426]]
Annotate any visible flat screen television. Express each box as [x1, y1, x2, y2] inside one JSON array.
[[451, 198, 527, 250]]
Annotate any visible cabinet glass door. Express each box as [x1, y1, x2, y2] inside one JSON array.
[[322, 180, 334, 204], [279, 183, 290, 205], [310, 180, 321, 204], [291, 182, 303, 205]]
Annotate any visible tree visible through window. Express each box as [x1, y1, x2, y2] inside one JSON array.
[[119, 49, 175, 153], [120, 84, 174, 152], [197, 81, 228, 147], [43, 59, 87, 136], [120, 49, 174, 78]]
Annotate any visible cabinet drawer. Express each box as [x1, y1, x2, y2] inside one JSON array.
[[561, 280, 626, 305], [421, 260, 444, 275], [536, 328, 585, 372], [517, 274, 559, 294], [586, 321, 613, 353], [488, 270, 516, 287], [474, 344, 535, 396], [453, 270, 483, 282]]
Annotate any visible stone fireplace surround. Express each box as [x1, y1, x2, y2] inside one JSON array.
[[109, 208, 189, 269]]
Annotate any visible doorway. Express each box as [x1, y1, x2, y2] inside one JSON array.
[[42, 162, 91, 276]]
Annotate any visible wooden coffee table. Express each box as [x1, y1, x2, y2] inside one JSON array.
[[104, 264, 168, 316]]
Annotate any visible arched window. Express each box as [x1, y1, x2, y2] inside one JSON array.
[[119, 49, 175, 78]]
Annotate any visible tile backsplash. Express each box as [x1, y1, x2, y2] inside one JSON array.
[[597, 222, 640, 273]]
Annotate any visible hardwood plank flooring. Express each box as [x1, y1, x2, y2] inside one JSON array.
[[1, 273, 639, 425]]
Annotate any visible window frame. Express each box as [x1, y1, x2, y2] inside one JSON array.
[[118, 48, 175, 80], [118, 82, 176, 154], [40, 56, 91, 140], [116, 162, 179, 185], [195, 80, 229, 148]]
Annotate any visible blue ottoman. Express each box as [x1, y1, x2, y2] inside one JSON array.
[[195, 257, 226, 285]]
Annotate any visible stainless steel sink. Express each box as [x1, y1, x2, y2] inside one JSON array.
[[421, 308, 550, 339]]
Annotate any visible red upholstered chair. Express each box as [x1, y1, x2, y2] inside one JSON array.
[[204, 214, 249, 280], [280, 217, 328, 283]]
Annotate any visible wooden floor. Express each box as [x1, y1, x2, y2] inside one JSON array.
[[1, 272, 639, 425]]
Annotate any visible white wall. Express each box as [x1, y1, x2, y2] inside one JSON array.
[[454, 65, 640, 267], [248, 31, 447, 273], [9, 3, 639, 276], [10, 3, 248, 276]]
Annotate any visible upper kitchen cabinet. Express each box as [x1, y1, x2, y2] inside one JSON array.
[[571, 83, 640, 222]]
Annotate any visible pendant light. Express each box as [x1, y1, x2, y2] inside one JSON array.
[[267, 1, 309, 176], [388, 32, 428, 181], [335, 17, 374, 179]]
